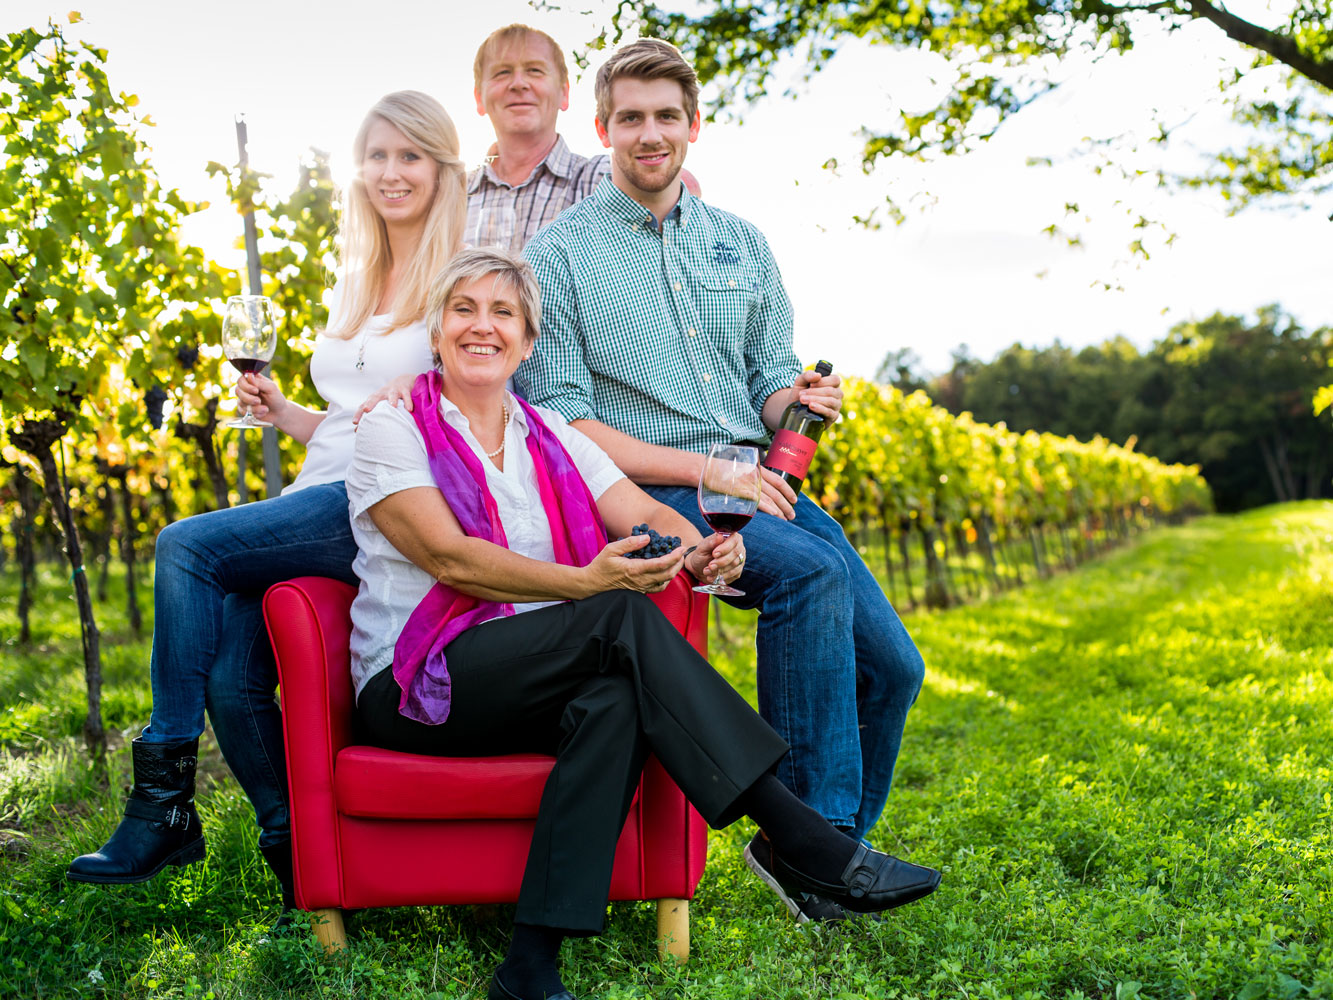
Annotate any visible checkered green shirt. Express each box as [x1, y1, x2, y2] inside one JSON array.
[[516, 177, 801, 454]]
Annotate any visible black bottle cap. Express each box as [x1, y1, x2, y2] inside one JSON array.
[[813, 360, 833, 376]]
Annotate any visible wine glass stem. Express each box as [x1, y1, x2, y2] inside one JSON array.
[[714, 531, 731, 587]]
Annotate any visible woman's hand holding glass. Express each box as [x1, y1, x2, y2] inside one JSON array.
[[684, 530, 745, 585], [694, 444, 761, 596], [234, 370, 289, 427], [221, 294, 279, 430]]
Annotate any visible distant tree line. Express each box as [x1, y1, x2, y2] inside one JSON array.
[[883, 308, 1332, 512]]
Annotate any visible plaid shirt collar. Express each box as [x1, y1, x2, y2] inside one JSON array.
[[468, 134, 581, 195], [591, 174, 695, 230]]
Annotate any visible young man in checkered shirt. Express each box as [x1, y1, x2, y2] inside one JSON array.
[[516, 39, 933, 924]]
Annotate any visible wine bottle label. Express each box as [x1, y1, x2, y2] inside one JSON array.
[[764, 429, 817, 480]]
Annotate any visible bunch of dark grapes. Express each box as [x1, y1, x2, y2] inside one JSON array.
[[176, 344, 199, 370], [144, 386, 168, 430], [622, 524, 681, 559]]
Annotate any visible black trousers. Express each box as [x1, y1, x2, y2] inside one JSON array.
[[358, 589, 790, 933]]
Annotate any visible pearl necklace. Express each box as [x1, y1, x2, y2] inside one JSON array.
[[484, 400, 511, 459]]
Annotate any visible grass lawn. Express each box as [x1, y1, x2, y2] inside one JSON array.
[[1, 502, 1330, 998]]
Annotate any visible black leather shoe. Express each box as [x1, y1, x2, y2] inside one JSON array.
[[771, 842, 941, 914], [487, 968, 577, 1000], [743, 832, 847, 924], [67, 738, 205, 884]]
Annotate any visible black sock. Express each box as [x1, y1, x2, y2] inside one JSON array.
[[497, 923, 566, 999], [737, 773, 858, 883]]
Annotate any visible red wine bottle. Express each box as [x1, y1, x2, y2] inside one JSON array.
[[762, 360, 834, 493]]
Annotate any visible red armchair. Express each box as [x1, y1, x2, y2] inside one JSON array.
[[263, 574, 710, 958]]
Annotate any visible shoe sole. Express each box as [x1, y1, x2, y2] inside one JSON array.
[[66, 838, 206, 885], [773, 855, 942, 914], [743, 843, 811, 924]]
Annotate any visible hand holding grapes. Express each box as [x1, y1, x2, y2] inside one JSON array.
[[588, 533, 687, 594]]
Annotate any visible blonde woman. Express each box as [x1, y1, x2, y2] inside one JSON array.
[[67, 91, 466, 929]]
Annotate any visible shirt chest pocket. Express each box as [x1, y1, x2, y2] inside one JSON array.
[[696, 267, 760, 341]]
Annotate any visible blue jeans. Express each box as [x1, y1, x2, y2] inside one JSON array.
[[141, 482, 358, 847], [645, 487, 925, 838]]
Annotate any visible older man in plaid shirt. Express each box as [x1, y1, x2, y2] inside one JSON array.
[[516, 39, 931, 924]]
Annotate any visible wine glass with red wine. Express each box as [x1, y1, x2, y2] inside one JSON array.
[[221, 294, 278, 430], [693, 443, 761, 597]]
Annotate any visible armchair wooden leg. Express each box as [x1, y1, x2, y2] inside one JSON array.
[[656, 898, 689, 963], [310, 908, 347, 952]]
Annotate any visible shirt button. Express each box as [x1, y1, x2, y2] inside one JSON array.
[[673, 282, 682, 291], [701, 372, 711, 382], [631, 224, 640, 231], [728, 280, 736, 288], [688, 328, 697, 337]]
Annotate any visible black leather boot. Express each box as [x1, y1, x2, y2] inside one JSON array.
[[67, 737, 205, 884], [259, 840, 298, 932]]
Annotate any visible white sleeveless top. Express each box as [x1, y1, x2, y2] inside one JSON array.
[[286, 280, 434, 493]]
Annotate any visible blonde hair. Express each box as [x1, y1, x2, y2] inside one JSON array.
[[473, 24, 568, 90], [594, 38, 699, 127], [327, 91, 467, 340], [426, 247, 541, 368]]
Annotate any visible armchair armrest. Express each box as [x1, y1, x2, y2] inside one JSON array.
[[264, 576, 358, 908]]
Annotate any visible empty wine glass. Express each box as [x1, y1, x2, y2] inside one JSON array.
[[468, 199, 518, 252], [693, 444, 761, 597], [221, 294, 278, 430]]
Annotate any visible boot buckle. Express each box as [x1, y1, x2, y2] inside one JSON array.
[[176, 757, 196, 774], [164, 805, 192, 831]]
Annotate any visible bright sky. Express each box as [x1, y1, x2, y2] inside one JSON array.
[[8, 0, 1328, 378]]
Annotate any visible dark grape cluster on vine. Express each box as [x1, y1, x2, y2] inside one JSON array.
[[621, 524, 682, 559], [176, 344, 199, 369], [144, 386, 167, 429]]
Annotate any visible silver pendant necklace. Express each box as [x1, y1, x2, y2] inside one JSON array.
[[355, 328, 369, 371]]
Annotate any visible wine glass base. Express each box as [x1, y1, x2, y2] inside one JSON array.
[[692, 583, 746, 597], [225, 417, 273, 429]]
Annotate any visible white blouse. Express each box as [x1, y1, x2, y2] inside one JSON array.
[[344, 392, 626, 698], [285, 281, 434, 493]]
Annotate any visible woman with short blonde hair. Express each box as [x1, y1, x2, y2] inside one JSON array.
[[350, 246, 941, 1000]]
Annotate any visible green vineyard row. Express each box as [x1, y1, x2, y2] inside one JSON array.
[[806, 378, 1210, 539]]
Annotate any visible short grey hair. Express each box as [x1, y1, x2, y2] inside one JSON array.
[[426, 247, 541, 367]]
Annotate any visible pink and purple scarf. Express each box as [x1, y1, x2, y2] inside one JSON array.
[[391, 371, 607, 725]]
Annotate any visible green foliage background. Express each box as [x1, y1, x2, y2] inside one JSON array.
[[922, 309, 1332, 512], [615, 1, 1333, 227]]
